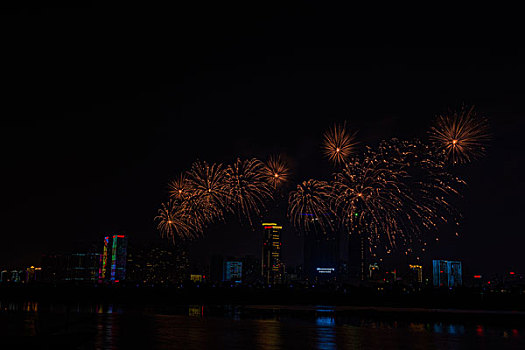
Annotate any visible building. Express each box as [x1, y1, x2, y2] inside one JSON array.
[[303, 220, 340, 282], [210, 255, 224, 283], [433, 260, 462, 287], [261, 223, 283, 284], [408, 264, 423, 284], [100, 235, 128, 283], [348, 232, 368, 282], [25, 266, 42, 283], [126, 243, 189, 285], [223, 260, 243, 283], [41, 253, 100, 283]]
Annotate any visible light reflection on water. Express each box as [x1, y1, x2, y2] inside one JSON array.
[[1, 301, 524, 349]]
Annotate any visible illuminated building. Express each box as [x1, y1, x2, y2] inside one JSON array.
[[10, 270, 21, 283], [261, 223, 283, 284], [126, 243, 189, 285], [25, 266, 42, 283], [303, 217, 340, 282], [433, 260, 462, 287], [190, 274, 204, 282], [408, 264, 423, 285], [66, 253, 100, 281], [41, 253, 100, 283], [100, 235, 128, 283], [223, 260, 243, 283], [0, 270, 8, 282]]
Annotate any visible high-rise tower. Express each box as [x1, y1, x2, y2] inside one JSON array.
[[261, 223, 283, 284], [100, 235, 128, 283]]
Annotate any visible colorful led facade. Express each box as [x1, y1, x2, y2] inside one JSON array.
[[100, 235, 128, 283], [261, 223, 283, 284], [433, 260, 462, 287]]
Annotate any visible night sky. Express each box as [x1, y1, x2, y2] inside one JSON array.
[[2, 3, 523, 275]]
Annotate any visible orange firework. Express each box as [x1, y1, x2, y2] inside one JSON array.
[[185, 160, 229, 221], [155, 200, 196, 240], [288, 179, 334, 232], [224, 158, 274, 227], [322, 122, 358, 164], [429, 106, 490, 164], [262, 155, 291, 188], [168, 174, 190, 201]]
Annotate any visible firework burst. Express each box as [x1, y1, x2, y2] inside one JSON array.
[[185, 160, 229, 222], [322, 122, 358, 165], [225, 158, 274, 227], [168, 174, 190, 201], [429, 106, 490, 164], [331, 139, 465, 247], [288, 179, 334, 232], [262, 155, 291, 188], [331, 147, 410, 246], [155, 200, 198, 241]]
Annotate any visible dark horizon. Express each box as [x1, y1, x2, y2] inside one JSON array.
[[2, 3, 524, 276]]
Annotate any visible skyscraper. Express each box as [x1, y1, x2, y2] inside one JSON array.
[[433, 260, 462, 287], [261, 223, 283, 284], [100, 235, 128, 283], [304, 228, 339, 282]]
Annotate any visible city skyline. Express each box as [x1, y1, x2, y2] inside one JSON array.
[[2, 5, 524, 277]]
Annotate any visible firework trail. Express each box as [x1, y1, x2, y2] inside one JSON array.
[[322, 122, 358, 165], [225, 158, 274, 227], [288, 179, 334, 233], [429, 106, 490, 164], [262, 155, 291, 188]]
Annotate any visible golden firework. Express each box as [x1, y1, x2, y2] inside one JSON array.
[[322, 122, 358, 164], [262, 155, 291, 188], [429, 106, 490, 164]]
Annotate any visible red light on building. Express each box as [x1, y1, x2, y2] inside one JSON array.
[[510, 272, 515, 275], [473, 275, 482, 279]]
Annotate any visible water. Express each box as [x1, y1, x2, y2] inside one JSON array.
[[1, 301, 524, 349]]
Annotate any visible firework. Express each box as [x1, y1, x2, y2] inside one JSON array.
[[261, 155, 291, 188], [288, 179, 334, 232], [155, 200, 196, 241], [331, 147, 410, 246], [429, 106, 490, 164], [322, 122, 358, 164], [331, 139, 464, 247], [185, 160, 229, 222], [224, 158, 274, 227], [168, 174, 190, 201]]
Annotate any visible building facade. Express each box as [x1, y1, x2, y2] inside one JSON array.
[[261, 223, 283, 284], [433, 260, 462, 287], [100, 235, 128, 283]]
